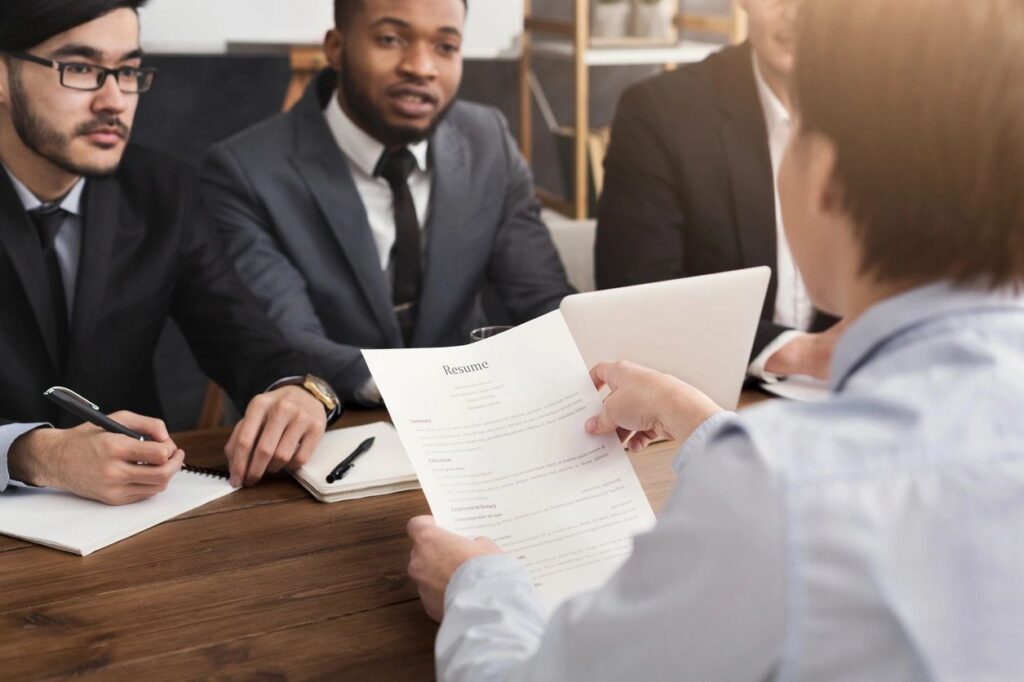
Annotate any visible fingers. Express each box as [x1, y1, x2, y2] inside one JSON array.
[[626, 430, 658, 451], [585, 409, 620, 435], [275, 404, 326, 474], [268, 424, 302, 474], [474, 536, 504, 554], [248, 406, 290, 481], [106, 436, 178, 466], [284, 425, 322, 473], [109, 410, 173, 443], [224, 398, 270, 487], [589, 363, 611, 391], [227, 390, 328, 487], [407, 515, 437, 538], [223, 422, 243, 487], [405, 515, 501, 622], [94, 450, 185, 505], [120, 449, 185, 486], [100, 491, 157, 506], [590, 360, 652, 391]]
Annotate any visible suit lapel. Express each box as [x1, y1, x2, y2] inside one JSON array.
[[289, 72, 400, 343], [715, 44, 778, 306], [64, 176, 119, 384], [0, 172, 63, 370], [412, 120, 470, 346]]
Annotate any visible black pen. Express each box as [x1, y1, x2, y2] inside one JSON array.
[[326, 436, 375, 484], [44, 386, 146, 441]]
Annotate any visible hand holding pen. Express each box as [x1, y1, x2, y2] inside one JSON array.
[[6, 387, 184, 506]]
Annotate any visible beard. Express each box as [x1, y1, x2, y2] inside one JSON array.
[[8, 70, 130, 178], [339, 51, 455, 148]]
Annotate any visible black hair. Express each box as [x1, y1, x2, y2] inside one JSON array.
[[334, 0, 467, 30], [0, 0, 147, 52]]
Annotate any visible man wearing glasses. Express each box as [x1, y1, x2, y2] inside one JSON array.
[[0, 0, 342, 505]]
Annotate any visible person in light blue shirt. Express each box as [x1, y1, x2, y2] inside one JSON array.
[[402, 0, 1024, 679]]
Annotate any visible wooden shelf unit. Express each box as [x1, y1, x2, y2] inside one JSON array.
[[520, 0, 748, 219]]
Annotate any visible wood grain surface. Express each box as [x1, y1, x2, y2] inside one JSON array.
[[0, 392, 770, 680]]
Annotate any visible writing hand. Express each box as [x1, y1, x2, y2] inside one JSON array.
[[9, 411, 183, 506]]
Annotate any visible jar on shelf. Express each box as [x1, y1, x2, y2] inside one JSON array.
[[592, 0, 632, 39], [632, 0, 676, 41]]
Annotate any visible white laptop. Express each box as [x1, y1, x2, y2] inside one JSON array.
[[559, 267, 770, 410]]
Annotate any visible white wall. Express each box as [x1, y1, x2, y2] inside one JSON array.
[[138, 0, 522, 59]]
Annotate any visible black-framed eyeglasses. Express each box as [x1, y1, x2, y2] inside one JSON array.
[[6, 52, 157, 94]]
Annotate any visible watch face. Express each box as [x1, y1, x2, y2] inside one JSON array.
[[306, 375, 338, 407]]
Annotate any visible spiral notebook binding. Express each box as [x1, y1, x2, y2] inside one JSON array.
[[183, 464, 230, 480]]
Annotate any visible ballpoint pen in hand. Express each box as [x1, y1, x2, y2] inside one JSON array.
[[44, 386, 146, 440], [326, 436, 376, 483]]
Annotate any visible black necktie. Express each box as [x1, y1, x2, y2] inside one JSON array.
[[375, 148, 421, 344], [29, 204, 70, 369]]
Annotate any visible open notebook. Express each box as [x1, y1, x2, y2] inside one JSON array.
[[0, 466, 235, 556], [291, 422, 419, 503]]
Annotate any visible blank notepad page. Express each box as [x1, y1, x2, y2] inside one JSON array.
[[0, 471, 236, 556]]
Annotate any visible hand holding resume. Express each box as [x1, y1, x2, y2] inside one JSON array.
[[363, 312, 656, 614]]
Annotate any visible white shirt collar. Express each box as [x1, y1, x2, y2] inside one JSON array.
[[323, 91, 430, 178], [3, 165, 85, 216], [751, 52, 791, 133]]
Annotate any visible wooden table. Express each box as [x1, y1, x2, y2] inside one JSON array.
[[0, 392, 769, 680]]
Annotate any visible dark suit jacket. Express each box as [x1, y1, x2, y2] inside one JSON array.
[[595, 42, 836, 358], [199, 70, 574, 404], [0, 145, 308, 429]]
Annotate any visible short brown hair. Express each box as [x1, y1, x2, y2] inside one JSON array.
[[793, 0, 1024, 287]]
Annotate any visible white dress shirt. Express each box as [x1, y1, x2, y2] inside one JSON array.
[[747, 55, 816, 380], [322, 94, 432, 405], [433, 282, 1024, 681], [323, 92, 431, 272], [3, 167, 85, 315], [752, 55, 814, 333], [0, 169, 86, 492]]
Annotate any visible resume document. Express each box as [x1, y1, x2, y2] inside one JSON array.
[[363, 311, 656, 613]]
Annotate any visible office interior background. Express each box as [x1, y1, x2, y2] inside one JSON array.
[[135, 0, 733, 429]]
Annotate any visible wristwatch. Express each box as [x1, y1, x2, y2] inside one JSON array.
[[276, 374, 342, 425]]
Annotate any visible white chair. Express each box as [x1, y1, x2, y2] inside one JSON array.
[[544, 210, 597, 293]]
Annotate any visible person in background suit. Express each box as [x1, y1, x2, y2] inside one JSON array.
[[596, 0, 841, 381], [406, 0, 1024, 677], [200, 0, 574, 407], [0, 0, 341, 505]]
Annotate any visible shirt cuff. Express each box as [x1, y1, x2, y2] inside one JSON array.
[[355, 377, 383, 407], [266, 375, 303, 393], [747, 330, 806, 383], [672, 411, 736, 474], [446, 553, 533, 604], [445, 553, 538, 619], [438, 553, 546, 678], [0, 423, 51, 492]]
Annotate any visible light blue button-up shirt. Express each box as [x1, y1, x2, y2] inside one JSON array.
[[434, 282, 1024, 681]]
